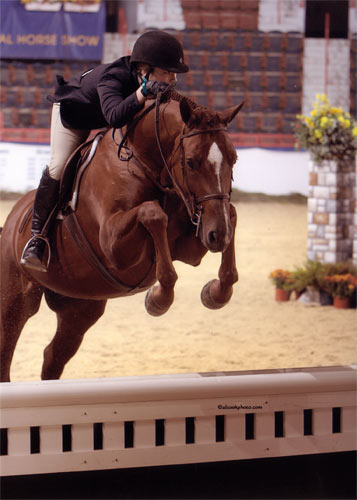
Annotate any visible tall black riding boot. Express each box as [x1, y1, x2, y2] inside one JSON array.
[[21, 167, 60, 272]]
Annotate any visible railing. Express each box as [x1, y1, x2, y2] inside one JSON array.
[[0, 366, 356, 477]]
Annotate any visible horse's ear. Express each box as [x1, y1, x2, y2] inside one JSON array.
[[180, 97, 193, 124], [220, 101, 244, 125]]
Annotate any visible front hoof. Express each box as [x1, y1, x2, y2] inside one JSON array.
[[201, 279, 232, 310], [145, 286, 172, 317]]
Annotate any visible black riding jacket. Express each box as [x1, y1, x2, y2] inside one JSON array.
[[48, 56, 143, 130]]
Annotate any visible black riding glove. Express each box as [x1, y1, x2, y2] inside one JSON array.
[[142, 80, 169, 97]]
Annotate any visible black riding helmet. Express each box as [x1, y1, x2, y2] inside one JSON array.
[[131, 30, 189, 73]]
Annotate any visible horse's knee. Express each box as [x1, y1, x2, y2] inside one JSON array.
[[138, 201, 168, 231]]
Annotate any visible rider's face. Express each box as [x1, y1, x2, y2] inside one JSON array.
[[150, 67, 177, 85]]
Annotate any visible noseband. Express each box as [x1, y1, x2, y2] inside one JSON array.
[[154, 94, 230, 236]]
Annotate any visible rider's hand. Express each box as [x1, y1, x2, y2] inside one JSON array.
[[144, 80, 169, 97]]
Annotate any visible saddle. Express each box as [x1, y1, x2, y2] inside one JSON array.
[[58, 130, 105, 216]]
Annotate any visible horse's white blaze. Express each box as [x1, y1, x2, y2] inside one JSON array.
[[207, 142, 230, 235], [207, 142, 223, 191]]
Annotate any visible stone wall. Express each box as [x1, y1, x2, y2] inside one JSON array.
[[308, 159, 357, 264]]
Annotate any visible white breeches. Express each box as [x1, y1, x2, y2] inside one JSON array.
[[48, 103, 90, 180]]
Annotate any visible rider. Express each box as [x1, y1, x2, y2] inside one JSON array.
[[21, 30, 189, 272]]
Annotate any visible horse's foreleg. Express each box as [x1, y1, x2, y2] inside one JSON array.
[[138, 202, 178, 316], [0, 272, 43, 382], [42, 290, 106, 380], [201, 204, 238, 309]]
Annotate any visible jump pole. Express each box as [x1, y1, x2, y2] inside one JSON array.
[[0, 365, 356, 478]]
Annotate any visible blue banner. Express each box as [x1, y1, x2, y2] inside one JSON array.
[[0, 1, 105, 60]]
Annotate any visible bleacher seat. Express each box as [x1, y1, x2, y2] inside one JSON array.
[[3, 88, 18, 107], [262, 114, 279, 133], [282, 114, 295, 133], [239, 11, 258, 31], [246, 73, 260, 91], [0, 61, 11, 86], [209, 71, 228, 91], [285, 53, 303, 71], [241, 113, 257, 133], [266, 74, 281, 92], [202, 12, 220, 29], [183, 10, 201, 29], [286, 32, 303, 53], [212, 91, 227, 110], [247, 31, 267, 52], [267, 94, 280, 112], [247, 54, 264, 71], [36, 110, 51, 128], [219, 11, 239, 30], [12, 61, 28, 85], [185, 51, 201, 69], [286, 73, 302, 92], [267, 31, 283, 52], [190, 71, 207, 91], [2, 109, 16, 128], [207, 54, 226, 70], [181, 0, 200, 8], [248, 93, 262, 112], [266, 55, 281, 71]]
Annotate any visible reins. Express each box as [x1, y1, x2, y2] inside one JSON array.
[[154, 90, 229, 235]]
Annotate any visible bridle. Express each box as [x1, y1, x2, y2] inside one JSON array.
[[114, 90, 232, 236], [154, 92, 231, 235]]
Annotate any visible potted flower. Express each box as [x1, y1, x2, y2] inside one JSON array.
[[268, 269, 293, 301], [324, 274, 357, 309], [294, 93, 357, 165], [283, 266, 307, 299], [317, 262, 357, 306]]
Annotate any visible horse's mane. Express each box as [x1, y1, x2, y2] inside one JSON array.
[[164, 88, 223, 126], [167, 88, 205, 111]]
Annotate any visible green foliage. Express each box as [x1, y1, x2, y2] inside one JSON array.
[[270, 260, 357, 296]]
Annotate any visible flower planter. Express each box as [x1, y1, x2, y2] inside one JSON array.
[[275, 288, 290, 302], [333, 296, 350, 309]]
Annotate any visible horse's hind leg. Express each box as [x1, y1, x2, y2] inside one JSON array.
[[42, 290, 106, 380], [0, 274, 43, 382]]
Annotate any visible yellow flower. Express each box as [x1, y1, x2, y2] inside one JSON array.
[[305, 117, 314, 128], [343, 119, 351, 128], [320, 116, 329, 128], [352, 126, 357, 137], [314, 129, 322, 139], [310, 109, 317, 117], [330, 107, 343, 116]]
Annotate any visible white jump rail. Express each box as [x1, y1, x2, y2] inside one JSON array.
[[0, 365, 356, 477]]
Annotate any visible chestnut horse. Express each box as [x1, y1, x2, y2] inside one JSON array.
[[0, 92, 243, 381]]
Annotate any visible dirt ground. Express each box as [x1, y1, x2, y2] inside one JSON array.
[[1, 197, 356, 382]]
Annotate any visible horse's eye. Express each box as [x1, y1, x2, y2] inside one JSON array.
[[187, 159, 195, 170]]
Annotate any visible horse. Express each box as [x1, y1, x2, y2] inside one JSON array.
[[0, 91, 243, 382]]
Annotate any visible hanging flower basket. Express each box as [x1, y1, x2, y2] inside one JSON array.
[[294, 94, 357, 165]]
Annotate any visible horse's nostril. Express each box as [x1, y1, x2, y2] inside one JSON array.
[[208, 231, 217, 245]]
